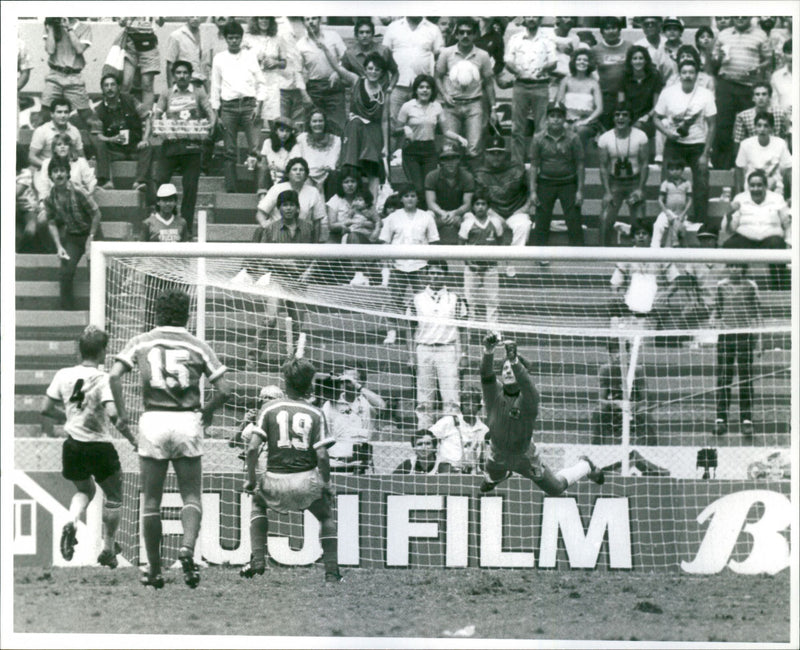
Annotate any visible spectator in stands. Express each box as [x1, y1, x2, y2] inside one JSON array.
[[41, 18, 93, 131], [714, 17, 734, 34], [207, 16, 230, 71], [733, 83, 791, 152], [153, 60, 216, 236], [771, 40, 792, 114], [90, 73, 153, 194], [666, 45, 716, 91], [711, 263, 761, 438], [711, 15, 771, 170], [115, 18, 163, 112], [723, 169, 791, 250], [17, 37, 33, 100], [165, 18, 207, 89], [504, 16, 558, 164], [244, 17, 287, 125], [342, 18, 399, 90], [257, 116, 297, 193], [297, 17, 348, 136], [428, 389, 490, 473], [392, 429, 439, 474], [211, 19, 266, 194], [138, 183, 189, 242], [34, 133, 97, 200], [609, 220, 663, 320], [44, 158, 102, 311], [400, 76, 468, 211], [635, 17, 676, 83], [382, 17, 444, 144], [619, 45, 664, 160], [660, 17, 687, 73], [529, 101, 586, 248], [424, 143, 474, 245], [652, 158, 693, 248], [735, 112, 792, 197], [591, 339, 653, 445], [327, 167, 364, 241], [16, 150, 49, 253], [29, 97, 85, 170], [477, 17, 508, 77], [654, 59, 716, 231], [408, 261, 467, 429], [556, 49, 603, 153], [322, 369, 385, 474], [434, 17, 497, 172], [546, 16, 580, 96], [290, 109, 342, 199], [597, 103, 650, 247], [694, 26, 717, 78], [591, 16, 631, 130], [458, 188, 507, 324], [379, 185, 439, 345], [436, 16, 457, 48], [474, 135, 531, 277], [760, 16, 791, 72], [256, 157, 327, 242], [276, 16, 313, 132]]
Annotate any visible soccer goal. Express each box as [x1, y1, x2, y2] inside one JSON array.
[[89, 242, 793, 573]]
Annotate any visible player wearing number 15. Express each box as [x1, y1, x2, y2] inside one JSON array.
[[109, 290, 231, 589], [241, 356, 343, 583]]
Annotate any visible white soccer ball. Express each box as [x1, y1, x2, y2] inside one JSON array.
[[449, 60, 480, 90]]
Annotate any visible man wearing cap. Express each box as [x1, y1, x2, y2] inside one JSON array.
[[434, 17, 497, 170], [591, 17, 631, 130], [474, 135, 532, 275], [424, 143, 475, 245], [504, 17, 558, 164], [661, 18, 686, 72], [153, 59, 216, 236], [139, 184, 189, 243], [529, 102, 586, 247]]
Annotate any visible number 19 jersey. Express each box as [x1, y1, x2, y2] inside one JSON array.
[[254, 399, 334, 473], [115, 326, 226, 411]]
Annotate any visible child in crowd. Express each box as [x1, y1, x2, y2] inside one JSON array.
[[342, 187, 381, 286], [610, 220, 664, 321], [257, 117, 297, 194], [652, 158, 692, 248]]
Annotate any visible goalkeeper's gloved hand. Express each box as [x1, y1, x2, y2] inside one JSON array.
[[482, 332, 499, 350], [504, 340, 517, 361]]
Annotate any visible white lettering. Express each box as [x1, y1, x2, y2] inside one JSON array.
[[337, 494, 360, 565], [13, 499, 37, 555], [199, 493, 251, 565], [681, 490, 791, 575], [539, 498, 632, 569], [446, 496, 469, 567], [480, 497, 534, 567], [268, 510, 321, 565], [386, 495, 442, 566]]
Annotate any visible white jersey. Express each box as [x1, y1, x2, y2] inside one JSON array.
[[46, 365, 114, 442]]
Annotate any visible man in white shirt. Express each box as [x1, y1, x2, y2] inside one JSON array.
[[724, 169, 791, 249], [408, 261, 468, 430], [211, 20, 266, 193], [297, 17, 348, 135], [504, 17, 558, 164], [428, 389, 489, 473], [770, 39, 792, 115], [735, 112, 792, 196], [654, 59, 717, 231], [634, 17, 677, 83], [382, 17, 444, 137], [28, 97, 85, 170]]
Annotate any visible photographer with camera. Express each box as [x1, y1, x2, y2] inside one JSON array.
[[654, 59, 717, 233], [597, 103, 650, 246]]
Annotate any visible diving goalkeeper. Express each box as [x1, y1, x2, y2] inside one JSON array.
[[479, 333, 605, 493]]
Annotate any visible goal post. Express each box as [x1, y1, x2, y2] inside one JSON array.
[[85, 241, 793, 572]]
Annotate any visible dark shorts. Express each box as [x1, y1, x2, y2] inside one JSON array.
[[62, 436, 121, 483], [485, 444, 544, 482]]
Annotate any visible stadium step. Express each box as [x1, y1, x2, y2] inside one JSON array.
[[15, 281, 89, 311], [16, 254, 88, 282], [16, 339, 78, 370], [16, 310, 89, 341]]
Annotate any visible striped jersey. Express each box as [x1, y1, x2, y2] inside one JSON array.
[[253, 398, 333, 473], [480, 355, 539, 455], [46, 365, 114, 442], [115, 326, 226, 411]]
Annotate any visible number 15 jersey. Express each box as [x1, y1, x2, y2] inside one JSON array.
[[115, 326, 227, 411], [253, 399, 334, 473]]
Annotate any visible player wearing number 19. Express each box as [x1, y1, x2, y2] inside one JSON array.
[[109, 290, 231, 589], [241, 356, 343, 583]]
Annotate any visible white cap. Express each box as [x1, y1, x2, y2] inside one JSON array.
[[156, 183, 178, 198]]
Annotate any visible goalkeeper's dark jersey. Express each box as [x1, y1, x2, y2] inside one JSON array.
[[253, 398, 333, 473], [480, 355, 539, 455]]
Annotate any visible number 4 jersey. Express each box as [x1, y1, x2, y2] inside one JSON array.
[[46, 365, 114, 442], [115, 326, 227, 411], [253, 399, 334, 473]]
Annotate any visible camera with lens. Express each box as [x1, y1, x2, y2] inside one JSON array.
[[675, 122, 691, 138], [612, 158, 634, 180]]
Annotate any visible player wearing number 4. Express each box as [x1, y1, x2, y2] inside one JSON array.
[[42, 325, 137, 569], [479, 334, 605, 494], [241, 356, 343, 583], [109, 290, 231, 589]]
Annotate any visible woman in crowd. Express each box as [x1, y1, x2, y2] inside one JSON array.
[[290, 109, 342, 199], [557, 49, 603, 152], [326, 166, 365, 242], [244, 16, 287, 124], [34, 133, 97, 200], [257, 116, 297, 193], [618, 45, 663, 159], [397, 74, 467, 208], [694, 26, 717, 77]]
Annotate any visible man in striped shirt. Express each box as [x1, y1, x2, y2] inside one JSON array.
[[479, 334, 604, 494], [109, 289, 231, 589], [732, 83, 791, 148]]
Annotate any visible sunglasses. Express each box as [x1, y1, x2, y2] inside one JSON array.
[[457, 29, 474, 35]]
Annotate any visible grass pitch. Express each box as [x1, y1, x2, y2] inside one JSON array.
[[13, 565, 791, 645]]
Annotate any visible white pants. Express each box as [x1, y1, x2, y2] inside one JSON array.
[[505, 212, 532, 247], [416, 342, 460, 430], [463, 265, 500, 323]]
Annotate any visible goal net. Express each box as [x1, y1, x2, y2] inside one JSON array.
[[85, 242, 793, 572]]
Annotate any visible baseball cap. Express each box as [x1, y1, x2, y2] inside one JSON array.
[[546, 101, 567, 116], [439, 142, 463, 159], [663, 17, 684, 30], [485, 135, 507, 152], [156, 183, 178, 198]]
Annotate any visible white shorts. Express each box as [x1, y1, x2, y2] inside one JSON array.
[[258, 469, 325, 514], [138, 411, 203, 459]]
